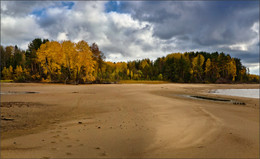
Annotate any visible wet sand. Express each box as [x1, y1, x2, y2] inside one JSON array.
[[0, 83, 259, 158]]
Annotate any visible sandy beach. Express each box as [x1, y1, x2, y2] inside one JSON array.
[[0, 83, 259, 158]]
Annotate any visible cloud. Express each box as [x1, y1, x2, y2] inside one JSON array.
[[1, 1, 259, 74], [1, 15, 49, 48], [57, 32, 68, 41], [119, 1, 259, 73], [1, 1, 56, 17], [123, 1, 258, 45]]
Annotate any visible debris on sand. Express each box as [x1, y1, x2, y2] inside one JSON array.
[[190, 95, 230, 102], [1, 118, 14, 121], [232, 102, 246, 105], [78, 121, 83, 124]]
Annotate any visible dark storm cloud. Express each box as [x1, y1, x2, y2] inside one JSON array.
[[121, 1, 259, 45]]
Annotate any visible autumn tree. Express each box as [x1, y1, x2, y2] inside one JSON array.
[[75, 40, 95, 83], [26, 38, 49, 74], [1, 66, 13, 80], [90, 43, 105, 81], [37, 41, 62, 81], [36, 40, 95, 84], [191, 54, 205, 82], [205, 58, 212, 82], [227, 58, 237, 81], [1, 39, 254, 84]]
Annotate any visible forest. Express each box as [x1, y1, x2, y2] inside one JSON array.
[[1, 38, 259, 84]]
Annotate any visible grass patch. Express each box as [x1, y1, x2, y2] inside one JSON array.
[[1, 80, 13, 83], [118, 80, 170, 84]]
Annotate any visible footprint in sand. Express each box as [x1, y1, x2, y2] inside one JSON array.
[[100, 151, 107, 156], [66, 152, 72, 156], [51, 148, 57, 151], [67, 145, 72, 148], [50, 141, 56, 144], [79, 144, 84, 146], [64, 137, 70, 139], [52, 135, 60, 138]]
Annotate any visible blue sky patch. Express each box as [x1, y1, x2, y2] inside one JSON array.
[[31, 8, 46, 17], [61, 1, 75, 10], [105, 1, 124, 13], [31, 1, 74, 17]]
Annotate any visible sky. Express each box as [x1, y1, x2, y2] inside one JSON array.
[[1, 1, 259, 74]]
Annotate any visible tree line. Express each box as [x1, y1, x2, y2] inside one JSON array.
[[1, 38, 259, 84]]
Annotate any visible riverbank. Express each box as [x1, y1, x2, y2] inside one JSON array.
[[1, 83, 259, 158]]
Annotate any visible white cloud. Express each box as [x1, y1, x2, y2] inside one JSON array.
[[251, 21, 259, 34], [1, 14, 49, 49], [228, 43, 249, 51], [108, 12, 148, 29], [244, 63, 259, 75], [46, 7, 64, 15], [106, 53, 123, 62], [57, 32, 68, 41]]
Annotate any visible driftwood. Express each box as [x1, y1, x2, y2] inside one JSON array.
[[1, 118, 14, 121]]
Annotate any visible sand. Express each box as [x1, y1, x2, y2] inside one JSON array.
[[0, 83, 259, 158]]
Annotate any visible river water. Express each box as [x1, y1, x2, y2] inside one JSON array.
[[210, 89, 259, 99]]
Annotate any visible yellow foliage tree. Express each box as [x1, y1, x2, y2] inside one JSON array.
[[205, 58, 212, 80], [1, 67, 13, 80], [37, 41, 62, 80], [192, 54, 205, 81], [75, 40, 95, 82], [37, 40, 95, 83], [227, 58, 236, 81], [140, 60, 148, 69], [14, 65, 23, 80], [61, 41, 76, 80]]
